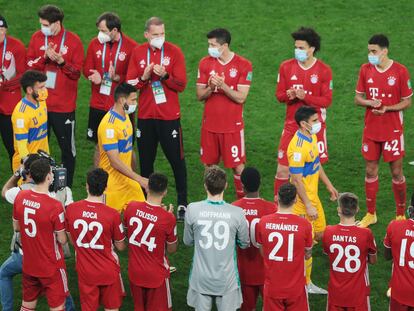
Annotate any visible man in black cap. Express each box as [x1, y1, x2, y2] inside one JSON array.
[[0, 15, 26, 169]]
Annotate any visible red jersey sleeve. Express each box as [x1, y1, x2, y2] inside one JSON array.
[[126, 46, 148, 90], [164, 46, 187, 93], [26, 34, 46, 71], [383, 221, 394, 248], [304, 220, 313, 249], [51, 202, 66, 232], [60, 33, 83, 80], [399, 65, 413, 99], [276, 62, 289, 103], [117, 39, 138, 84], [303, 65, 332, 108], [256, 219, 263, 245], [356, 65, 366, 94], [83, 40, 95, 79], [366, 229, 377, 255], [322, 227, 329, 254], [112, 211, 125, 242], [237, 60, 252, 87], [197, 59, 209, 85], [2, 39, 26, 92], [166, 213, 178, 244]]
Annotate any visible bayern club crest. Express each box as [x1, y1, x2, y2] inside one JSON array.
[[229, 68, 238, 78], [163, 56, 171, 66], [5, 51, 12, 61], [278, 150, 284, 159], [118, 52, 126, 61], [310, 74, 318, 84], [60, 45, 68, 55], [388, 76, 396, 86], [362, 143, 369, 152]]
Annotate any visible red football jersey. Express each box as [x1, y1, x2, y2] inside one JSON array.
[[356, 61, 412, 141], [124, 201, 177, 288], [197, 53, 253, 133], [27, 28, 84, 113], [65, 200, 125, 285], [323, 224, 377, 307], [83, 33, 138, 111], [384, 219, 414, 307], [0, 35, 26, 115], [12, 190, 65, 277], [232, 197, 277, 285], [276, 58, 332, 133], [256, 213, 312, 299], [126, 42, 187, 120]]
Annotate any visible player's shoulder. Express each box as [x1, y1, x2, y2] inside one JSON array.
[[121, 33, 138, 46], [199, 55, 212, 66], [29, 30, 44, 42], [315, 59, 332, 70], [280, 58, 296, 68], [392, 60, 410, 73], [64, 29, 82, 43], [234, 53, 252, 66], [231, 198, 244, 208], [359, 62, 372, 72], [165, 41, 183, 53], [6, 35, 25, 48], [87, 37, 101, 49]]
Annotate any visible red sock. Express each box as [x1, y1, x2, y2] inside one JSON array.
[[233, 174, 244, 199], [392, 176, 406, 216], [365, 177, 379, 214], [274, 176, 289, 202]]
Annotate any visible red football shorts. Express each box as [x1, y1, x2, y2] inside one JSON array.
[[200, 127, 246, 168], [78, 275, 125, 311], [277, 127, 328, 166], [389, 297, 414, 311], [22, 269, 68, 308], [241, 284, 263, 311], [263, 288, 309, 311], [361, 132, 405, 162], [327, 295, 371, 310], [130, 279, 172, 311]]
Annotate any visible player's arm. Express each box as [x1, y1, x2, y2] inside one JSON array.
[[106, 149, 148, 191], [13, 219, 20, 232], [305, 247, 312, 260], [381, 97, 412, 112], [383, 226, 393, 261], [290, 172, 316, 220], [12, 112, 30, 160], [58, 36, 83, 80], [114, 239, 126, 251], [56, 230, 68, 245], [2, 174, 20, 200], [196, 60, 214, 101], [275, 63, 291, 103], [355, 92, 382, 108], [196, 84, 213, 101], [163, 47, 187, 92], [167, 240, 178, 253], [236, 213, 250, 249], [183, 208, 194, 246], [26, 35, 46, 70], [368, 253, 377, 264], [318, 165, 339, 201], [2, 41, 27, 92], [126, 47, 151, 90], [301, 67, 332, 108], [384, 246, 392, 260], [220, 84, 250, 104]]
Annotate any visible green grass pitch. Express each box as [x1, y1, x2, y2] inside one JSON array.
[[1, 0, 413, 309]]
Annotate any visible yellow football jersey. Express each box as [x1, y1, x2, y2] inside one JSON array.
[[98, 109, 144, 211], [11, 98, 49, 171], [287, 131, 320, 204]]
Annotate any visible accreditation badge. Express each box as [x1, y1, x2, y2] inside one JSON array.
[[45, 70, 57, 89], [151, 80, 167, 104], [99, 72, 112, 96]]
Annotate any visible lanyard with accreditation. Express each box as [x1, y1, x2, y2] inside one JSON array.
[[100, 34, 123, 96], [0, 36, 6, 83], [147, 46, 167, 104], [44, 30, 66, 89]]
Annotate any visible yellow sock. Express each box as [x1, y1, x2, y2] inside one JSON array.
[[306, 257, 313, 285]]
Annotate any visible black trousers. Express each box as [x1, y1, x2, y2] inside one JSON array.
[[48, 111, 76, 187], [0, 114, 15, 170], [137, 118, 188, 206]]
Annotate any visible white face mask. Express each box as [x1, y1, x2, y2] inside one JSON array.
[[307, 121, 322, 135], [97, 31, 111, 44], [124, 103, 137, 114], [208, 47, 222, 58], [150, 36, 165, 49], [41, 25, 52, 36]]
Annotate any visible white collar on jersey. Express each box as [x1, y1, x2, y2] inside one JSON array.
[[374, 60, 394, 73], [297, 57, 318, 71]]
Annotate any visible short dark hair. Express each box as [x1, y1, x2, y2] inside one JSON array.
[[148, 173, 168, 195], [38, 5, 64, 23], [23, 154, 42, 172], [295, 106, 317, 126], [20, 70, 47, 93], [241, 167, 260, 193], [96, 12, 121, 32], [87, 168, 108, 196], [207, 28, 231, 45], [368, 34, 389, 48], [29, 158, 51, 184], [204, 166, 227, 195], [145, 16, 164, 32], [114, 82, 136, 101], [278, 183, 297, 207], [291, 27, 321, 52], [338, 193, 359, 217]]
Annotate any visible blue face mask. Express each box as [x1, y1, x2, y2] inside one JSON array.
[[368, 55, 380, 65], [295, 48, 308, 62], [208, 47, 222, 58]]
